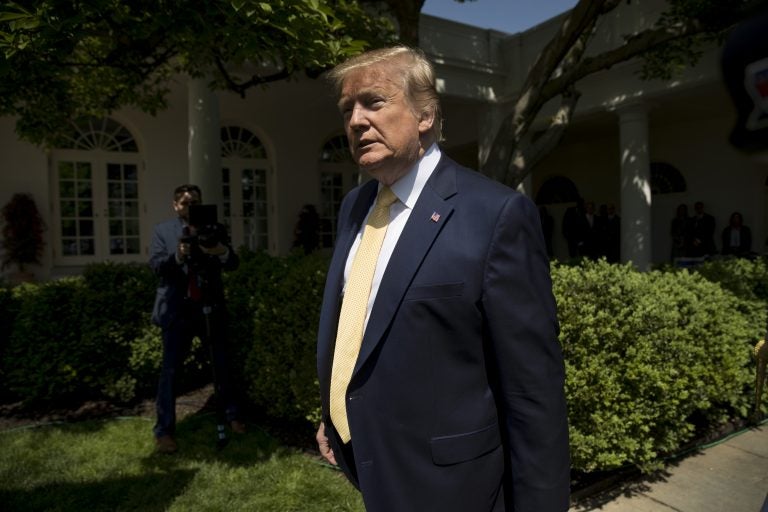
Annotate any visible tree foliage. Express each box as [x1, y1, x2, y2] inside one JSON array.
[[351, 0, 768, 187], [0, 0, 395, 146], [478, 0, 768, 187]]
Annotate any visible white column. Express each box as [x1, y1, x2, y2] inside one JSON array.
[[618, 105, 652, 270], [188, 78, 222, 209]]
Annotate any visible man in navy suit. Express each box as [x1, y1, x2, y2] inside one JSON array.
[[315, 47, 570, 511], [149, 184, 244, 453]]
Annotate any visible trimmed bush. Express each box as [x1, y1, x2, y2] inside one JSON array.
[[78, 262, 158, 401], [3, 278, 86, 403], [695, 256, 768, 303], [0, 255, 763, 476], [227, 250, 329, 428], [0, 262, 204, 405], [554, 259, 760, 472], [0, 285, 20, 401]]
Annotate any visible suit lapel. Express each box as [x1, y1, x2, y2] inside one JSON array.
[[354, 159, 458, 375], [326, 181, 378, 302], [318, 180, 379, 392]]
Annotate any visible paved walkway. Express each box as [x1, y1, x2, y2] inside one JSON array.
[[571, 424, 768, 512]]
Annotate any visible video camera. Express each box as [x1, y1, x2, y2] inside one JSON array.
[[183, 204, 228, 249]]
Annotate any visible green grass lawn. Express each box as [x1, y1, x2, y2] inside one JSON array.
[[0, 413, 365, 512]]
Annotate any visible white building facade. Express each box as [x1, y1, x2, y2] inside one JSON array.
[[1, 2, 765, 280]]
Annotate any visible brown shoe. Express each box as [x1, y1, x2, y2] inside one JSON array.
[[155, 435, 178, 454], [230, 420, 246, 434]]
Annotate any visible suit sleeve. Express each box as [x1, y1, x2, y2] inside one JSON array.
[[481, 193, 570, 511], [149, 224, 183, 280]]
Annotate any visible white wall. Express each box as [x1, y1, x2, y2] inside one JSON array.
[[218, 76, 346, 253]]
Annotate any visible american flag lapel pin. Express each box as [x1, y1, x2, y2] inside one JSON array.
[[430, 211, 441, 223]]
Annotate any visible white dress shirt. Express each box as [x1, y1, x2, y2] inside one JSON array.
[[342, 144, 441, 331]]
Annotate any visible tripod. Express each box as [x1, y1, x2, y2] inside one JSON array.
[[203, 304, 229, 450], [191, 257, 230, 451]]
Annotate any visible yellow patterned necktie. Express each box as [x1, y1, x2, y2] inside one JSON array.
[[329, 186, 398, 443]]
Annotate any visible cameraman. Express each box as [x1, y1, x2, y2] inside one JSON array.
[[149, 184, 245, 454]]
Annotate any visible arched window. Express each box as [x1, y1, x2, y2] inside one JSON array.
[[318, 134, 365, 248], [221, 126, 270, 251], [320, 134, 352, 163], [535, 176, 581, 205], [221, 125, 267, 159], [52, 117, 141, 264], [59, 117, 139, 152], [651, 162, 686, 195]]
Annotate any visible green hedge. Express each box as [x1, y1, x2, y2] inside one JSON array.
[[226, 250, 328, 427], [695, 256, 768, 303], [555, 260, 761, 472], [0, 255, 763, 475], [0, 262, 205, 405], [0, 286, 20, 401]]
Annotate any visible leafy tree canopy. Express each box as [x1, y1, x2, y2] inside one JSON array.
[[477, 0, 768, 187], [0, 0, 396, 146]]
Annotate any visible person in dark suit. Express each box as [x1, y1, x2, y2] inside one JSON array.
[[598, 203, 621, 263], [562, 197, 586, 259], [315, 46, 570, 511], [721, 211, 752, 257], [149, 184, 244, 453], [689, 201, 717, 257]]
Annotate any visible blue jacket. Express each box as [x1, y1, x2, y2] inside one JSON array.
[[317, 155, 570, 511]]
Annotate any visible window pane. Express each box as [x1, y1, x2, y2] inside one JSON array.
[[109, 220, 123, 236], [62, 239, 78, 256], [125, 201, 139, 217], [125, 219, 139, 236], [110, 238, 124, 254], [107, 163, 121, 181], [80, 238, 95, 255], [59, 162, 74, 179], [79, 220, 94, 237], [77, 181, 92, 199], [124, 182, 138, 199], [126, 237, 140, 254], [108, 201, 123, 217], [108, 182, 123, 199], [78, 201, 93, 217], [124, 164, 138, 181], [61, 219, 76, 237], [61, 201, 76, 217], [60, 181, 75, 198], [76, 163, 91, 180]]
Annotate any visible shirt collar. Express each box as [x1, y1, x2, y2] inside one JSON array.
[[384, 143, 441, 209]]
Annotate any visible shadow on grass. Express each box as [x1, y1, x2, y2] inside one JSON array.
[[0, 469, 198, 512], [139, 409, 288, 471]]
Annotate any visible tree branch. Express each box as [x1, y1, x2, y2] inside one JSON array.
[[540, 18, 708, 102], [482, 0, 622, 179], [506, 87, 581, 187], [214, 56, 291, 98]]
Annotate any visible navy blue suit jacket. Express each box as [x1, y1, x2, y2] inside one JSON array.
[[317, 155, 570, 511]]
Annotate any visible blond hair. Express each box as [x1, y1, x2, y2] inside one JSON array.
[[327, 46, 443, 143]]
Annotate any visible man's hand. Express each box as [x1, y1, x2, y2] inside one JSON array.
[[200, 242, 228, 256], [177, 240, 192, 262], [316, 422, 337, 465]]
